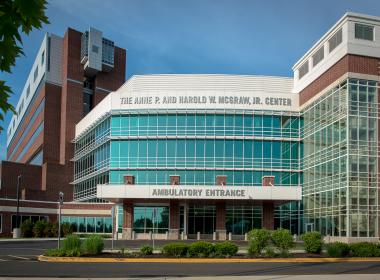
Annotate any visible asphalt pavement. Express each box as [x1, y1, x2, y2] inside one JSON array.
[[1, 239, 380, 278]]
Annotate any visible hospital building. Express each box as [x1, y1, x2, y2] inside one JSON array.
[[1, 12, 380, 242]]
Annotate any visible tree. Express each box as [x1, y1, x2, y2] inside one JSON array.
[[0, 0, 49, 131]]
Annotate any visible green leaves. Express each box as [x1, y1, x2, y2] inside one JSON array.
[[0, 0, 49, 131]]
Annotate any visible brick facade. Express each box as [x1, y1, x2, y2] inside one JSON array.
[[6, 89, 45, 161], [299, 54, 380, 106], [0, 27, 126, 237]]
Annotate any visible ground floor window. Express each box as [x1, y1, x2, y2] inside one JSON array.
[[275, 202, 302, 235], [61, 216, 112, 233], [226, 205, 262, 235], [187, 204, 216, 234], [11, 215, 48, 230], [133, 206, 169, 233]]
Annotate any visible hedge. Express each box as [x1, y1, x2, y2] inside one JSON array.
[[140, 245, 153, 255], [81, 235, 104, 255], [301, 231, 323, 254], [247, 229, 271, 256], [162, 243, 188, 257], [326, 242, 350, 257], [188, 241, 215, 258], [271, 229, 294, 257], [214, 242, 238, 257], [350, 242, 380, 257]]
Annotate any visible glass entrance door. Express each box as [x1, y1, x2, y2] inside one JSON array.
[[305, 223, 314, 232], [187, 205, 216, 234]]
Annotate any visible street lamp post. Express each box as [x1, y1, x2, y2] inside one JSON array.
[[15, 175, 22, 228], [111, 205, 115, 251], [58, 192, 64, 249], [12, 175, 22, 238], [152, 208, 156, 251]]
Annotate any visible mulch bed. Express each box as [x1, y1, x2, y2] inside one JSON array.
[[82, 252, 328, 259]]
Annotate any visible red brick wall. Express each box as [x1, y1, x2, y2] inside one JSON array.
[[43, 83, 62, 163], [93, 46, 126, 107], [62, 203, 113, 210], [123, 201, 133, 228], [0, 161, 42, 198], [95, 46, 126, 91], [169, 200, 180, 229], [299, 54, 380, 105], [60, 28, 84, 166], [2, 27, 126, 226], [216, 201, 226, 230], [262, 201, 274, 230], [42, 162, 73, 201]]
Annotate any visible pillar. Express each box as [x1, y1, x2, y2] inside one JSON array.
[[122, 201, 133, 239], [215, 175, 227, 240], [122, 175, 135, 239], [169, 200, 180, 239], [262, 201, 275, 230], [262, 175, 275, 230], [216, 201, 227, 240]]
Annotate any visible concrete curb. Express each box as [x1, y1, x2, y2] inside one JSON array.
[[38, 255, 380, 263]]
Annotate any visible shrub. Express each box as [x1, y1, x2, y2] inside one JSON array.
[[350, 242, 380, 257], [326, 242, 350, 257], [33, 220, 48, 237], [120, 247, 128, 256], [247, 229, 271, 256], [64, 247, 82, 257], [140, 245, 153, 255], [20, 219, 34, 237], [264, 246, 276, 258], [44, 222, 58, 237], [301, 231, 323, 254], [61, 222, 74, 237], [62, 234, 81, 252], [214, 242, 238, 258], [271, 228, 294, 257], [188, 241, 215, 258], [162, 243, 189, 257], [45, 248, 66, 257], [81, 235, 104, 255]]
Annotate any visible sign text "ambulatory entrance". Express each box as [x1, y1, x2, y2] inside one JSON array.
[[151, 188, 246, 198]]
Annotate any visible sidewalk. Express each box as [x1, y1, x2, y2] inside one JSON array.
[[3, 276, 380, 280]]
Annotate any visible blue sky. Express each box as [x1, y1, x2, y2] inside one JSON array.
[[1, 0, 380, 160]]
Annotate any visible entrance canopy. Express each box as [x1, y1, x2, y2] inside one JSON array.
[[97, 184, 302, 201]]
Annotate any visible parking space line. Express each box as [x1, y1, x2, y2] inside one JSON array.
[[8, 255, 30, 260]]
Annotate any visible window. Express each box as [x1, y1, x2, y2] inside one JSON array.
[[92, 45, 99, 53], [0, 214, 2, 233], [11, 215, 48, 231], [83, 91, 93, 116], [18, 99, 24, 115], [29, 150, 43, 165], [47, 37, 51, 71], [329, 28, 342, 52], [33, 66, 38, 82], [355, 23, 374, 41], [26, 85, 30, 98], [298, 61, 309, 79], [312, 46, 324, 67], [41, 50, 45, 66]]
